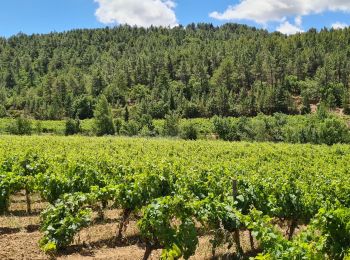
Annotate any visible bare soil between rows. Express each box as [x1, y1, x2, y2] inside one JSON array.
[[0, 192, 264, 260]]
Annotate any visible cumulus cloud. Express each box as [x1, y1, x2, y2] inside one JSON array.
[[276, 16, 304, 35], [94, 0, 178, 28], [210, 0, 350, 34], [210, 1, 350, 24], [332, 22, 348, 29], [277, 21, 304, 35]]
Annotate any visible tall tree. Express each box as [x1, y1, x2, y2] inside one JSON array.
[[93, 95, 115, 136]]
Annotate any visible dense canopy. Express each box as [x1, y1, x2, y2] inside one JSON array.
[[1, 23, 350, 119]]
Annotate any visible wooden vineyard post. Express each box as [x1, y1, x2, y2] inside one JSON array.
[[232, 179, 243, 255]]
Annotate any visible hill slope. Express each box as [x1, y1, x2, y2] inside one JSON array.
[[0, 23, 350, 119]]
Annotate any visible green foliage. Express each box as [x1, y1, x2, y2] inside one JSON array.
[[212, 116, 238, 141], [35, 121, 43, 134], [319, 117, 349, 145], [342, 88, 350, 115], [314, 207, 350, 259], [65, 118, 81, 136], [36, 162, 108, 204], [244, 207, 350, 260], [235, 116, 255, 141], [0, 136, 350, 257], [40, 193, 92, 252], [121, 120, 140, 136], [124, 106, 129, 122], [138, 114, 156, 137], [93, 95, 115, 136], [316, 102, 330, 120], [114, 118, 123, 135], [2, 24, 350, 120], [8, 116, 32, 135], [211, 113, 350, 145], [72, 95, 95, 120], [139, 196, 198, 260], [0, 172, 22, 214], [245, 210, 324, 260], [0, 112, 349, 145], [192, 196, 243, 254], [163, 112, 179, 137], [149, 101, 169, 119], [0, 105, 6, 118], [0, 152, 47, 214], [182, 102, 202, 119], [180, 122, 198, 140]]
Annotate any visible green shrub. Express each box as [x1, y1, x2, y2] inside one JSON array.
[[0, 105, 6, 118], [180, 122, 198, 140], [212, 116, 238, 141], [139, 115, 157, 137], [236, 116, 254, 141], [250, 114, 286, 142], [8, 116, 32, 135], [140, 125, 154, 137], [35, 121, 43, 135], [72, 95, 95, 120], [319, 117, 349, 145], [121, 120, 140, 136], [182, 102, 202, 118], [163, 112, 179, 137], [114, 118, 123, 135], [65, 119, 81, 136]]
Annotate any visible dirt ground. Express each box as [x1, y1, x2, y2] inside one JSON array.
[[0, 193, 259, 260]]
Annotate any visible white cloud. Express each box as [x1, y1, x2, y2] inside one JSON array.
[[94, 0, 178, 28], [332, 22, 348, 29], [276, 16, 303, 35], [210, 1, 350, 24], [277, 21, 304, 35], [294, 16, 302, 27]]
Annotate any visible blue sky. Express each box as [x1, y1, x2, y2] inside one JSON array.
[[1, 0, 350, 37]]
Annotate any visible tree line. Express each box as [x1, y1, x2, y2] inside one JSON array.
[[6, 96, 350, 146], [1, 23, 350, 120]]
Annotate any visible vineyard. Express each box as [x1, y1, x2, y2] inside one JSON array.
[[0, 136, 350, 259]]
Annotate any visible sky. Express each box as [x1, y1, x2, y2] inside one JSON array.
[[1, 0, 350, 38]]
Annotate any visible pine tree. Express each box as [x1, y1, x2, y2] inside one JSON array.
[[342, 88, 350, 115], [124, 106, 129, 122], [93, 95, 115, 136]]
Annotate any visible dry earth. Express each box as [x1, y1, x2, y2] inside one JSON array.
[[0, 192, 261, 260]]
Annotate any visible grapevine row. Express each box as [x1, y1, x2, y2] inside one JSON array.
[[0, 136, 349, 259]]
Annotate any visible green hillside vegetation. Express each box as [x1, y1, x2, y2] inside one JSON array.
[[1, 23, 350, 121], [0, 110, 349, 145]]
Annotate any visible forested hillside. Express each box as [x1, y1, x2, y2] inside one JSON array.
[[1, 23, 350, 120]]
